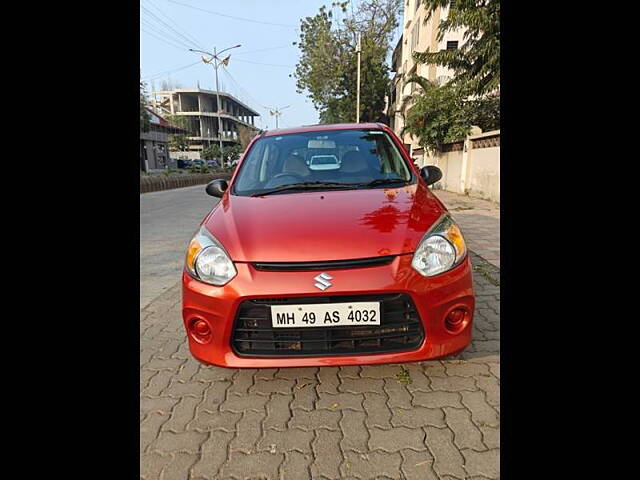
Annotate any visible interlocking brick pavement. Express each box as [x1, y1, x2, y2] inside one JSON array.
[[140, 252, 500, 479]]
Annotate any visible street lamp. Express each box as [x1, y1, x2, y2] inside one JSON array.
[[268, 105, 290, 129], [190, 44, 241, 167]]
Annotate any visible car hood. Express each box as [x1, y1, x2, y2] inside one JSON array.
[[204, 183, 446, 262]]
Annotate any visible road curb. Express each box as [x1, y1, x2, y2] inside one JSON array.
[[140, 172, 232, 194]]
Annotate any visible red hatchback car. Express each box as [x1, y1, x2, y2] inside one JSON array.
[[182, 123, 474, 368]]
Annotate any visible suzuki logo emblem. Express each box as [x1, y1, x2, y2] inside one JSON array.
[[314, 273, 333, 291]]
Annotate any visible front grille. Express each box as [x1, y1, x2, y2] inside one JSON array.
[[231, 293, 424, 357], [252, 256, 395, 272]]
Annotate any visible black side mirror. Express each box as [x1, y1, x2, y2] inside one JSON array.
[[420, 165, 443, 186], [205, 179, 228, 198]]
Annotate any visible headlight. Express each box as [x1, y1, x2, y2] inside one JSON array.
[[411, 213, 467, 276], [185, 226, 237, 286]]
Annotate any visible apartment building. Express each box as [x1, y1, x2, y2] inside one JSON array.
[[152, 88, 260, 154], [390, 0, 466, 158]]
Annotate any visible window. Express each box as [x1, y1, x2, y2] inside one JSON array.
[[446, 40, 459, 50], [411, 21, 420, 50]]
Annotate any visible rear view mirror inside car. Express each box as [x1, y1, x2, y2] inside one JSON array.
[[308, 139, 336, 149]]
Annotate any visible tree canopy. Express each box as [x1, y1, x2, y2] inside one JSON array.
[[402, 0, 500, 153], [166, 115, 190, 152], [402, 76, 499, 154], [413, 0, 500, 96], [293, 0, 402, 123], [140, 81, 150, 132], [237, 125, 257, 150], [202, 143, 243, 164]]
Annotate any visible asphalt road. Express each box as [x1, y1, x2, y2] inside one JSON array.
[[140, 185, 219, 310]]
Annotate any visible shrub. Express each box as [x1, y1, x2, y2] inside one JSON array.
[[188, 165, 211, 174]]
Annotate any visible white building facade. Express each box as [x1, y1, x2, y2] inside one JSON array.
[[391, 1, 467, 156]]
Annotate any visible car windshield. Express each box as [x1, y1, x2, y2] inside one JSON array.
[[232, 129, 414, 196]]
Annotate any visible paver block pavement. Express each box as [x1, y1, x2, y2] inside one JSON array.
[[140, 251, 500, 479], [434, 189, 500, 269]]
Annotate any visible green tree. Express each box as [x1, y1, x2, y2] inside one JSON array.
[[140, 81, 150, 132], [402, 1, 500, 153], [466, 94, 500, 131], [413, 0, 500, 96], [201, 144, 221, 161], [402, 75, 499, 154], [237, 125, 257, 150], [166, 115, 190, 152], [402, 77, 467, 154], [293, 0, 402, 123], [202, 143, 243, 164], [226, 144, 243, 163]]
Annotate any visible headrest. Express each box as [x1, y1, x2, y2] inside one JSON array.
[[340, 150, 369, 173], [282, 155, 309, 176]]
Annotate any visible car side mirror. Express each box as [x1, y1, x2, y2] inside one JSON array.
[[420, 165, 443, 186], [205, 179, 228, 198]]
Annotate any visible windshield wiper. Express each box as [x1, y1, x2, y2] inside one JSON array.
[[250, 181, 360, 197], [360, 178, 410, 187]]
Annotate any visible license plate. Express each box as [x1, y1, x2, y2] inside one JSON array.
[[271, 302, 381, 328]]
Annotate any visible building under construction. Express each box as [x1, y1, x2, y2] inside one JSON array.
[[152, 88, 260, 156]]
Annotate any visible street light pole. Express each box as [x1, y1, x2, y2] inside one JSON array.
[[190, 44, 241, 167], [213, 46, 224, 166], [269, 105, 290, 129], [356, 32, 362, 123]]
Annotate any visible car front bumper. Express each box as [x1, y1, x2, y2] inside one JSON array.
[[181, 254, 474, 368]]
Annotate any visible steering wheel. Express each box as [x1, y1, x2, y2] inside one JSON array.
[[265, 173, 306, 188]]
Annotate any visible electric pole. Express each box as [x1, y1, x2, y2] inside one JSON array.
[[190, 44, 241, 167], [356, 32, 362, 123], [269, 105, 290, 129]]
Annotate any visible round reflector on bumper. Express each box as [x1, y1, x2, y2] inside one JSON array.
[[444, 307, 470, 334], [189, 318, 213, 343]]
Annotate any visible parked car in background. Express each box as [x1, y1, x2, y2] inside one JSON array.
[[207, 160, 219, 168], [192, 159, 205, 168], [177, 159, 193, 169], [182, 122, 474, 368], [309, 154, 341, 171]]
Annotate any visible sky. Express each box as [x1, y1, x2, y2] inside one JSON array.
[[140, 0, 344, 129], [140, 0, 403, 130]]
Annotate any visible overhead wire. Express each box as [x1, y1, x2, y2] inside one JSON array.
[[140, 19, 195, 50], [142, 60, 202, 80], [142, 0, 205, 50], [166, 0, 297, 28], [141, 4, 203, 50], [141, 1, 299, 128], [141, 27, 191, 51], [233, 58, 294, 68], [233, 45, 294, 57], [220, 67, 270, 111]]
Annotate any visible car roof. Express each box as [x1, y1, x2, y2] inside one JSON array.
[[261, 122, 387, 138]]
